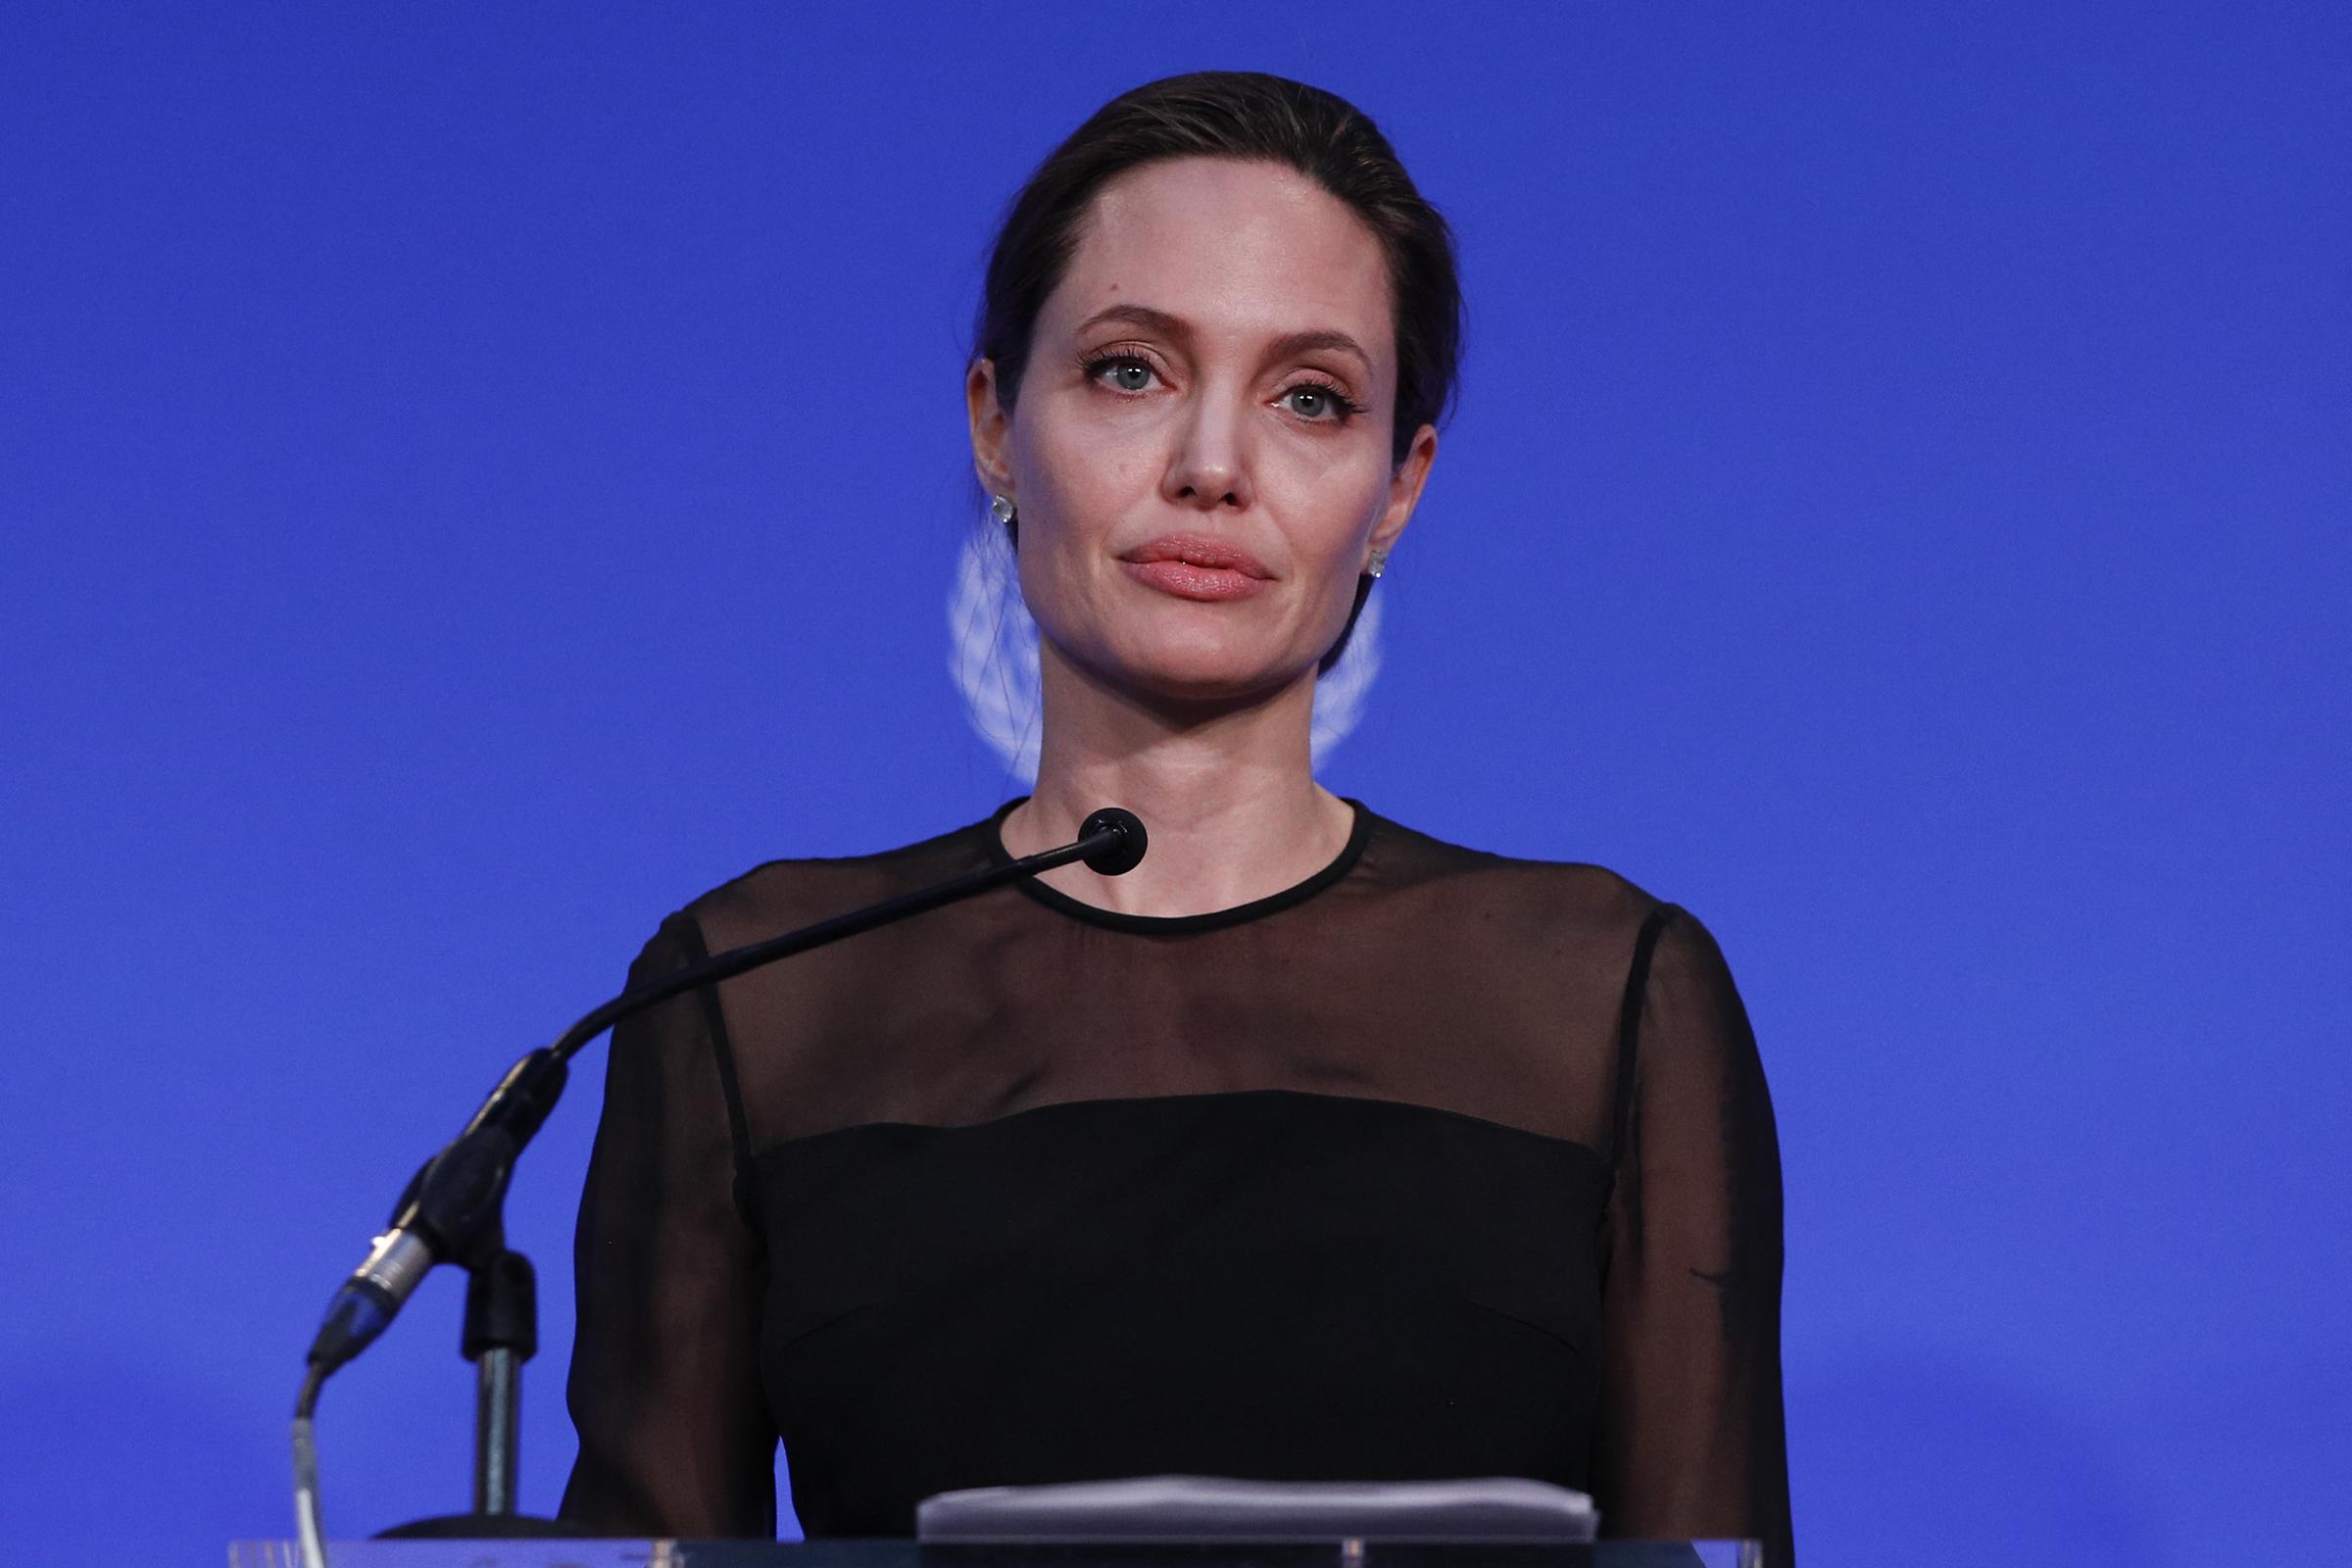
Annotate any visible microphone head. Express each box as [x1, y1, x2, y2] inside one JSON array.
[[1077, 808, 1148, 876]]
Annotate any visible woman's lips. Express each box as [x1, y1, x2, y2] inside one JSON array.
[[1119, 560, 1269, 600], [1117, 534, 1273, 602]]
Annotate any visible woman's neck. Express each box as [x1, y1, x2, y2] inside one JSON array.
[[998, 655, 1356, 919]]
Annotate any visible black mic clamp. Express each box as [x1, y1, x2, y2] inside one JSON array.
[[308, 1047, 569, 1376]]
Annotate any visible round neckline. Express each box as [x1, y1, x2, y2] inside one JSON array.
[[984, 796, 1374, 934]]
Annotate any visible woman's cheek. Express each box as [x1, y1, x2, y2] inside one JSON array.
[[1006, 509, 1070, 638]]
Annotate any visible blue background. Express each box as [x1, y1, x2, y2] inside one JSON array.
[[2, 5, 2344, 1564]]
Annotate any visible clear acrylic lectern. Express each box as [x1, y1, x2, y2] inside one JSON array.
[[228, 1543, 1757, 1568]]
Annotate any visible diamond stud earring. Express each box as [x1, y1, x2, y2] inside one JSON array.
[[1367, 546, 1390, 579], [990, 493, 1017, 525]]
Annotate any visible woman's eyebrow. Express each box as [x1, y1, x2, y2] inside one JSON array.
[[1076, 303, 1189, 339], [1074, 304, 1371, 372], [1263, 328, 1370, 370]]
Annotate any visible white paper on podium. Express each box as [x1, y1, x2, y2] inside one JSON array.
[[914, 1474, 1600, 1544]]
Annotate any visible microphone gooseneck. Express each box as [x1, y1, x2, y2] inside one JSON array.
[[298, 804, 1148, 1551], [302, 805, 1150, 1379]]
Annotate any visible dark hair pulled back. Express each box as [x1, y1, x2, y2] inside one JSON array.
[[973, 71, 1463, 471]]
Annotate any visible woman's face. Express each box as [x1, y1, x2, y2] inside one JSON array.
[[969, 156, 1437, 710]]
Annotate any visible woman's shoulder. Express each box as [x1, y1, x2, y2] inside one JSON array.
[[1356, 803, 1677, 934], [1359, 808, 1754, 1058], [1354, 808, 1753, 1070], [660, 809, 1004, 954]]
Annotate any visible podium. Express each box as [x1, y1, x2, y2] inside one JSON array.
[[227, 1544, 1757, 1567], [242, 1477, 1758, 1566]]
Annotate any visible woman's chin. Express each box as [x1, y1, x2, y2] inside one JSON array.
[[1121, 658, 1314, 713], [1039, 622, 1321, 714], [1067, 645, 1310, 712]]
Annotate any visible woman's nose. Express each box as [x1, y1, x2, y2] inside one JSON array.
[[1160, 387, 1253, 513]]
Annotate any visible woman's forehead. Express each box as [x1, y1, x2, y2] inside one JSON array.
[[1044, 157, 1396, 369]]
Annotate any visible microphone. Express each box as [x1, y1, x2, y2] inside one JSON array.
[[1077, 807, 1148, 875], [304, 805, 1148, 1378]]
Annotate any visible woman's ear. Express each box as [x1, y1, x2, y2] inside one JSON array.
[[967, 359, 1014, 497], [1369, 421, 1439, 567]]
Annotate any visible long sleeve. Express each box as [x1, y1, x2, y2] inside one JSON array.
[[559, 914, 779, 1537], [1592, 905, 1794, 1564]]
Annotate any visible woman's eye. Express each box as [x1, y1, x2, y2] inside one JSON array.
[[1089, 357, 1158, 393], [1282, 382, 1356, 422]]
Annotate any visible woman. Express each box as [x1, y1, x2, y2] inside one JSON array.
[[561, 71, 1793, 1561]]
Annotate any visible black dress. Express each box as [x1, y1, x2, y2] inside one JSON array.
[[559, 800, 1792, 1562]]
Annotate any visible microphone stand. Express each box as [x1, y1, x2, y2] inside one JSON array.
[[374, 1233, 552, 1540], [295, 808, 1148, 1556]]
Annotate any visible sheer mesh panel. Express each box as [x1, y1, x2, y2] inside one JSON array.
[[561, 803, 1791, 1564]]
